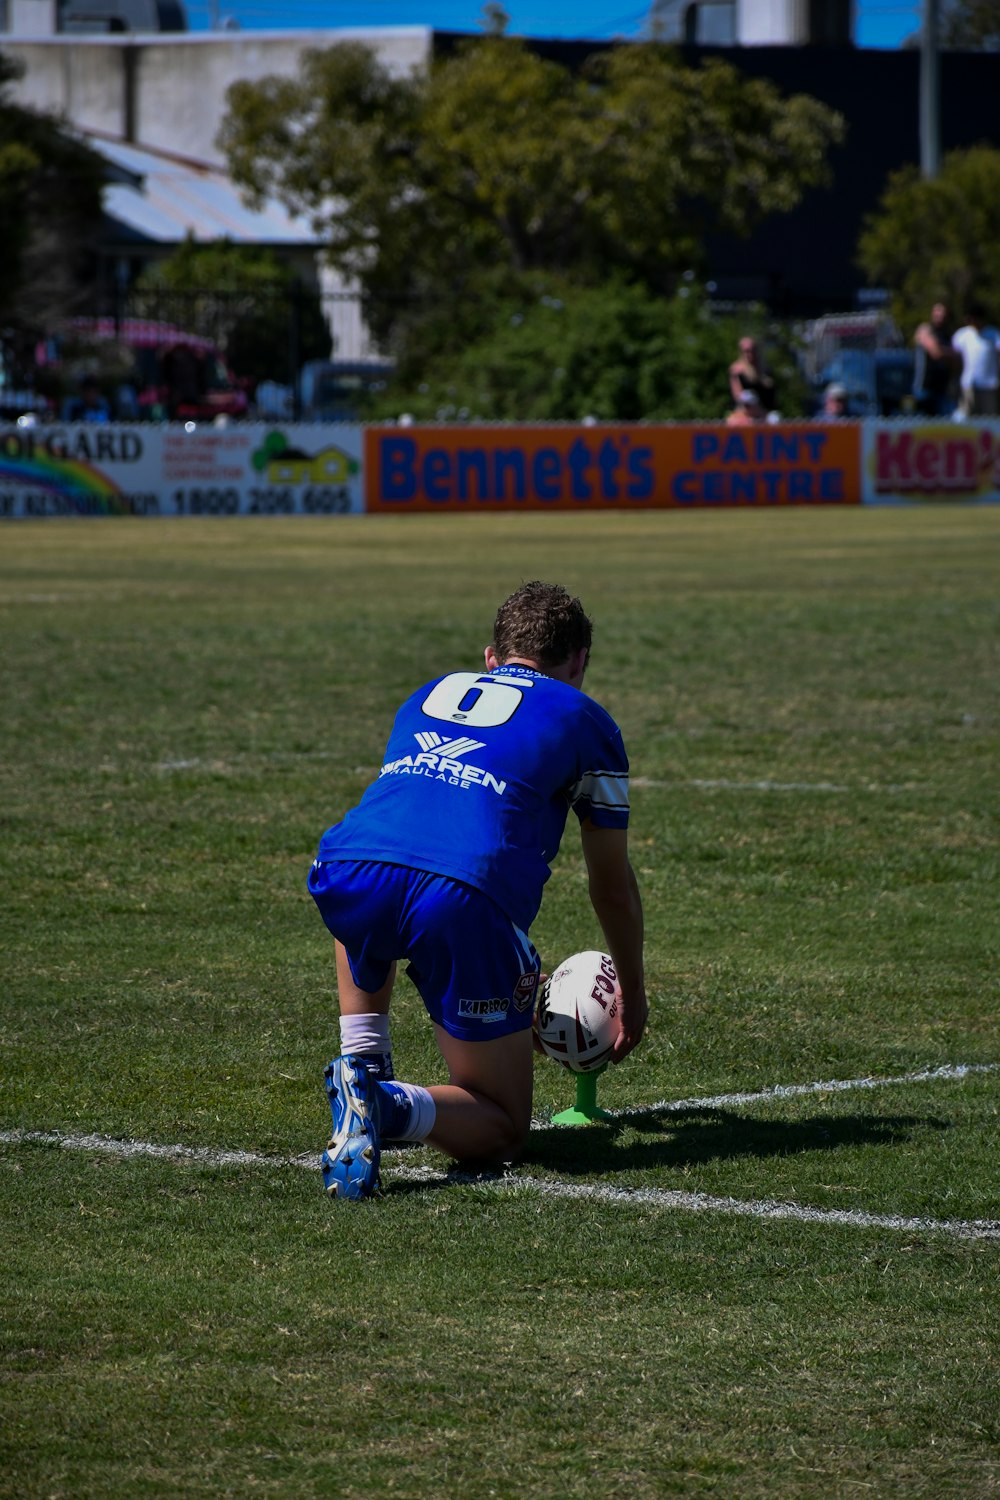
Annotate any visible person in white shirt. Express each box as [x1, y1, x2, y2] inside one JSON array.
[[952, 303, 1000, 417]]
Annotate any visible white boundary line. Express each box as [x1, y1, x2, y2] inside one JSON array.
[[3, 1062, 998, 1240], [633, 775, 850, 793], [389, 1169, 1000, 1242], [631, 776, 923, 795], [606, 1061, 1000, 1121]]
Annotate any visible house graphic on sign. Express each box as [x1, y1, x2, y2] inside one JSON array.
[[252, 431, 359, 487]]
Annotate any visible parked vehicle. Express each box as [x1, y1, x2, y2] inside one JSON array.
[[870, 350, 918, 416], [810, 348, 916, 417], [299, 360, 395, 421], [803, 311, 902, 379]]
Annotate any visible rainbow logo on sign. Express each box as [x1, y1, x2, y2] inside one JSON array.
[[0, 442, 126, 512]]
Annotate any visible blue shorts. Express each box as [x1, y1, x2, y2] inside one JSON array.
[[307, 859, 540, 1041]]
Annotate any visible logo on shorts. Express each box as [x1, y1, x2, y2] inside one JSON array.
[[513, 971, 539, 1012], [458, 997, 510, 1021]]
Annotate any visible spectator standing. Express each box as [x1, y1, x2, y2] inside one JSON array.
[[913, 302, 961, 416], [729, 336, 777, 413], [953, 305, 1000, 417]]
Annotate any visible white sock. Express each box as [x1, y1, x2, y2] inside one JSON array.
[[383, 1081, 437, 1143], [339, 1012, 391, 1057]]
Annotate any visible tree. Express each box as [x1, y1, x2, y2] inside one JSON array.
[[135, 237, 331, 386], [479, 3, 510, 34], [940, 0, 1000, 49], [218, 39, 843, 367], [857, 146, 1000, 332], [0, 51, 105, 376], [366, 277, 807, 422]]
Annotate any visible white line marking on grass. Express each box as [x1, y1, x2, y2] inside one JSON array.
[[410, 1172, 1000, 1242], [0, 592, 126, 606], [155, 752, 351, 772], [0, 1130, 315, 1171], [609, 1061, 1000, 1122], [631, 777, 921, 795], [3, 1063, 997, 1240]]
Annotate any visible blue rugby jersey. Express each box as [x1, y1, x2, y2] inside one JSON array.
[[316, 664, 629, 931]]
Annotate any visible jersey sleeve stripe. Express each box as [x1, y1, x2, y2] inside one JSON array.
[[569, 770, 630, 812]]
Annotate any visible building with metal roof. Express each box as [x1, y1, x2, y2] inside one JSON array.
[[90, 131, 320, 268]]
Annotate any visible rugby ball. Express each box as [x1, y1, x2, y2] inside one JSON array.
[[535, 950, 619, 1073]]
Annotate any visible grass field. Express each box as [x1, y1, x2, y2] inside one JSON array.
[[1, 508, 998, 1498]]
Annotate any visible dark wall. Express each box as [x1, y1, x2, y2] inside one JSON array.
[[690, 46, 1000, 314], [435, 35, 1000, 316]]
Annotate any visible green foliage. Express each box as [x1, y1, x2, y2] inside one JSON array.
[[135, 236, 330, 386], [578, 48, 844, 288], [373, 280, 810, 422], [857, 146, 1000, 333], [940, 0, 1000, 48], [371, 278, 735, 421], [218, 38, 843, 380], [219, 43, 423, 284], [0, 50, 105, 364], [0, 138, 38, 283]]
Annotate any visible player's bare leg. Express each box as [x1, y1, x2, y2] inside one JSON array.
[[324, 943, 534, 1191], [335, 940, 394, 1016], [425, 1024, 535, 1163], [330, 938, 397, 1082]]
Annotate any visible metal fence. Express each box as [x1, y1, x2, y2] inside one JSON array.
[[25, 284, 393, 421], [92, 285, 385, 378]]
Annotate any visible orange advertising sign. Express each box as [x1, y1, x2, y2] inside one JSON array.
[[364, 423, 862, 512]]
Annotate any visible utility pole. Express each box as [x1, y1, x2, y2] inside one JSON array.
[[920, 0, 941, 177]]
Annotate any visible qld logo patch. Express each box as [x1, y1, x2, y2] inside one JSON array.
[[513, 971, 539, 1013]]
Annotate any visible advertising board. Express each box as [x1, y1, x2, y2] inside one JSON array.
[[6, 418, 999, 517], [364, 422, 863, 511], [863, 420, 1000, 504], [0, 423, 365, 518]]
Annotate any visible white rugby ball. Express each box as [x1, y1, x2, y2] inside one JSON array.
[[535, 950, 619, 1073]]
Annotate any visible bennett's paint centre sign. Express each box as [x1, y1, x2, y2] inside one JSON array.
[[365, 423, 863, 510]]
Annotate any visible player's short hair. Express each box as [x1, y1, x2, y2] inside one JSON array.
[[492, 581, 593, 668]]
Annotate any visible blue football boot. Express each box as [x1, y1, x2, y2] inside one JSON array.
[[322, 1055, 382, 1200]]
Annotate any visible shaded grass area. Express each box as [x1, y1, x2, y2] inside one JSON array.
[[1, 509, 999, 1497]]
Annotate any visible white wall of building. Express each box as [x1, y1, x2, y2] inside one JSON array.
[[738, 0, 809, 44], [9, 1, 59, 35], [648, 0, 853, 46], [4, 27, 433, 168]]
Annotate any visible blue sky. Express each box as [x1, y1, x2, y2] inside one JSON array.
[[184, 1, 922, 51]]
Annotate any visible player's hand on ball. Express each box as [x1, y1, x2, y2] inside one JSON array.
[[611, 983, 648, 1063]]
